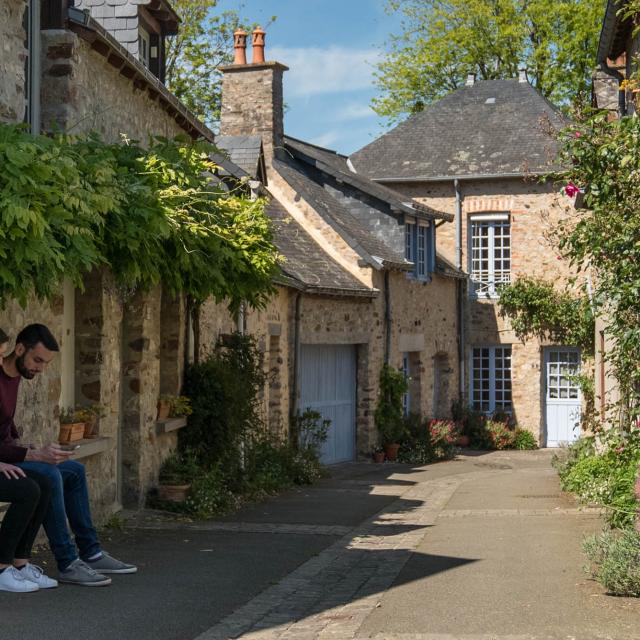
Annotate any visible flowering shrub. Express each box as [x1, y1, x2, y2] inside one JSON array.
[[398, 416, 457, 464], [555, 427, 640, 530], [428, 419, 457, 458]]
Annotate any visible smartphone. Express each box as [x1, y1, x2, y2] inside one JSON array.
[[59, 444, 81, 452]]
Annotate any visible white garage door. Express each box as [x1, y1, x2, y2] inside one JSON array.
[[299, 344, 356, 464]]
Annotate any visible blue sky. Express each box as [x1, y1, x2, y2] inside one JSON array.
[[217, 0, 404, 155]]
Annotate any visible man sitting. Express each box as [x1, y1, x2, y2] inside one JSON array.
[[0, 324, 136, 586]]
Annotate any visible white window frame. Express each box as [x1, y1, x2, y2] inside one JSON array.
[[138, 26, 151, 68], [469, 213, 511, 298], [470, 346, 512, 414], [24, 0, 41, 133]]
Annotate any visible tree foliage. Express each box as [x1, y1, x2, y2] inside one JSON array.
[[165, 1, 275, 128], [498, 277, 595, 355], [555, 111, 640, 418], [0, 124, 278, 308], [373, 0, 604, 121]]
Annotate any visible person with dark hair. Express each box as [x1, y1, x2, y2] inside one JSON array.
[[0, 328, 57, 592], [0, 323, 136, 586]]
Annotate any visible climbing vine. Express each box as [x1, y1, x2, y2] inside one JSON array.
[[554, 110, 640, 419], [497, 277, 595, 355], [0, 124, 278, 309]]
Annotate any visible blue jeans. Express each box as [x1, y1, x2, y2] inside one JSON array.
[[17, 460, 101, 571]]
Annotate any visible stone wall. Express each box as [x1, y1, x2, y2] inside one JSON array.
[[0, 0, 27, 123], [41, 32, 184, 141], [390, 178, 579, 443]]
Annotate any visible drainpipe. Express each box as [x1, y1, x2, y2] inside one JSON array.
[[599, 59, 626, 117], [290, 292, 302, 426], [384, 270, 391, 365], [454, 179, 466, 399]]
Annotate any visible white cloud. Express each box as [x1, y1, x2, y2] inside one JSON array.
[[334, 103, 376, 121], [270, 46, 381, 97], [308, 130, 341, 148]]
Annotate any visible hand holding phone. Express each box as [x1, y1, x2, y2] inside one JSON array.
[[57, 444, 80, 452]]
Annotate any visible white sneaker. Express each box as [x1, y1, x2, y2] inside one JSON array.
[[0, 566, 39, 592], [20, 563, 58, 589]]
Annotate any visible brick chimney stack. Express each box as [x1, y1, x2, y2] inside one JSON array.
[[219, 26, 288, 172]]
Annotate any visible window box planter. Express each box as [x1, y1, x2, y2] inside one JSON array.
[[59, 422, 85, 443]]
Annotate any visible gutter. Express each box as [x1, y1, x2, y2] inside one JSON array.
[[290, 292, 302, 424], [453, 179, 465, 401], [369, 171, 548, 184], [384, 271, 391, 365]]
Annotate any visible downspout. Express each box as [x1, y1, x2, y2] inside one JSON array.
[[599, 59, 626, 117], [384, 270, 391, 365], [290, 292, 302, 429], [454, 180, 466, 401]]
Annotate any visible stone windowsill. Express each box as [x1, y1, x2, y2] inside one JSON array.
[[155, 417, 188, 435], [69, 437, 112, 460]]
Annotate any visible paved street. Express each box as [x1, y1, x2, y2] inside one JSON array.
[[2, 451, 639, 640]]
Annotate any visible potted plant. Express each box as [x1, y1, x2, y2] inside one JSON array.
[[374, 364, 408, 462], [74, 404, 105, 439], [156, 394, 173, 421], [171, 395, 192, 418], [372, 446, 385, 463], [157, 451, 198, 503], [58, 407, 85, 444]]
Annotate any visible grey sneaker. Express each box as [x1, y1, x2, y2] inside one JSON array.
[[58, 559, 111, 587], [84, 552, 137, 574]]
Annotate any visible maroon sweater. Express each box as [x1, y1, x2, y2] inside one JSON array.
[[0, 367, 27, 462]]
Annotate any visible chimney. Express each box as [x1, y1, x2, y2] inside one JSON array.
[[252, 26, 266, 64], [466, 73, 476, 86], [233, 29, 247, 65], [219, 27, 288, 171], [519, 66, 528, 83]]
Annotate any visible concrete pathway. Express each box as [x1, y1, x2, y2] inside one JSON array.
[[2, 451, 639, 640]]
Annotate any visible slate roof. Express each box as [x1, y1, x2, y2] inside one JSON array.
[[349, 79, 567, 181], [216, 136, 266, 182], [266, 199, 377, 297], [273, 157, 409, 269], [284, 136, 450, 222]]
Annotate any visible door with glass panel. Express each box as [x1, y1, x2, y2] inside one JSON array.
[[544, 348, 581, 447]]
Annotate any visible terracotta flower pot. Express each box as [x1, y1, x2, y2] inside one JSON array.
[[383, 443, 400, 461], [373, 451, 385, 463], [157, 484, 190, 503], [59, 422, 85, 443], [456, 435, 470, 447], [157, 400, 171, 421]]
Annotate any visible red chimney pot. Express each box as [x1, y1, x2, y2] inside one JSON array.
[[233, 29, 247, 65], [252, 26, 266, 64]]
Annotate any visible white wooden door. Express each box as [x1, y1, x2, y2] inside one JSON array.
[[299, 345, 356, 464], [544, 348, 581, 447]]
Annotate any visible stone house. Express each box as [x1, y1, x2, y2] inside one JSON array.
[[349, 75, 580, 446], [209, 34, 462, 463]]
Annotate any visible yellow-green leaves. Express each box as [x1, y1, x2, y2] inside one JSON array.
[[0, 124, 279, 309]]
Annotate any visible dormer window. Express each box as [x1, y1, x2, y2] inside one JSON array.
[[405, 218, 436, 281]]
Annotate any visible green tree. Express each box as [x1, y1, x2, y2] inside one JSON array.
[[165, 1, 275, 128], [373, 0, 604, 122]]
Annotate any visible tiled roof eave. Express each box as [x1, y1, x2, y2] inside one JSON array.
[[67, 15, 214, 141]]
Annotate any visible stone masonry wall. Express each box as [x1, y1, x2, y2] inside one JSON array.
[[74, 269, 123, 521], [0, 0, 27, 123], [391, 178, 579, 443], [41, 32, 183, 141]]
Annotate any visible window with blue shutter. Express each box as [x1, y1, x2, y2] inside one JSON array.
[[405, 221, 435, 281]]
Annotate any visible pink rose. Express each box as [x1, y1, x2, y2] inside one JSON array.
[[565, 182, 580, 197]]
